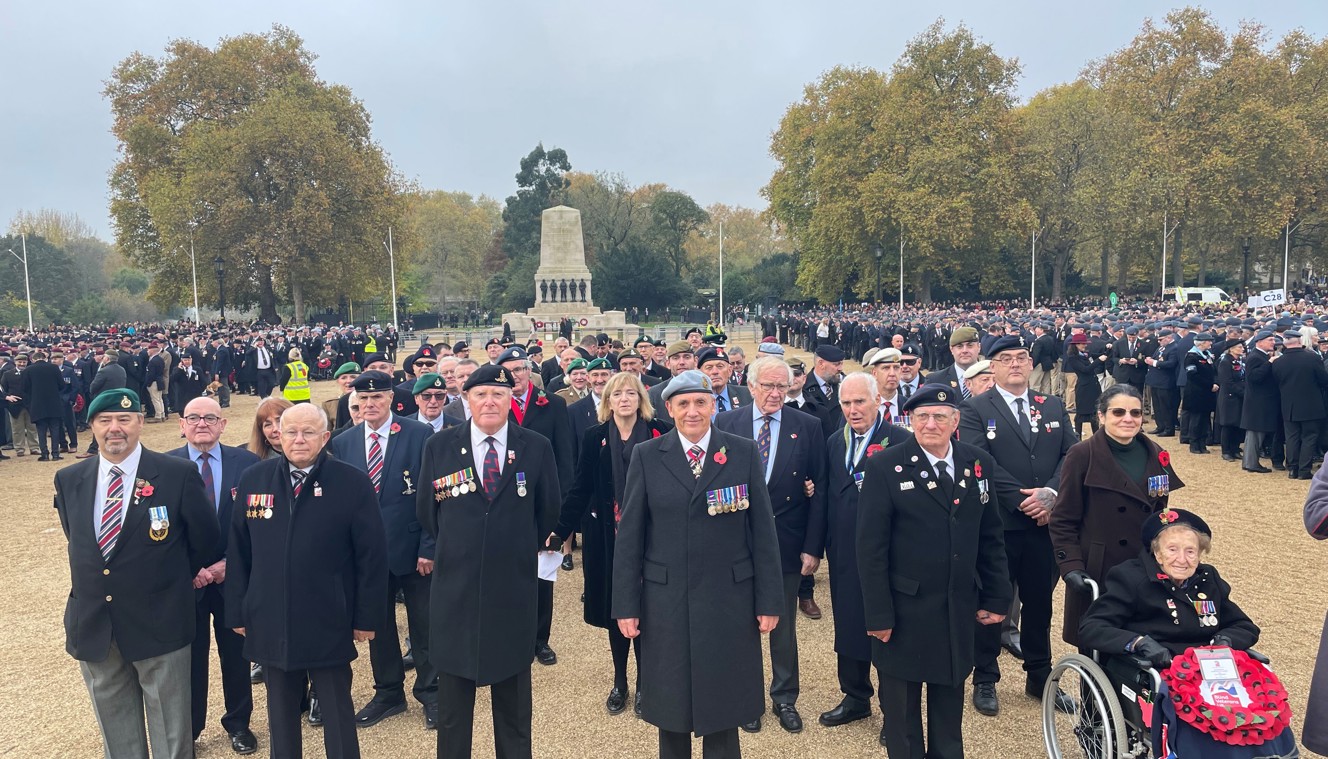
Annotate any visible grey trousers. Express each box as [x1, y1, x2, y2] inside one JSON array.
[[769, 572, 801, 705], [78, 641, 193, 759], [1243, 429, 1268, 469]]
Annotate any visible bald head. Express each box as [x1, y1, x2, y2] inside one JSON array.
[[281, 402, 328, 432], [280, 403, 330, 469], [180, 396, 226, 450]]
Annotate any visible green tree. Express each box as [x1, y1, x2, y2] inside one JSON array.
[[403, 190, 502, 309], [647, 190, 709, 277], [0, 234, 77, 323], [105, 25, 405, 322], [493, 145, 570, 310], [592, 241, 694, 311]]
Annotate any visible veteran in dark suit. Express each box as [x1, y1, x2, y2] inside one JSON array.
[[566, 357, 613, 465], [858, 384, 1011, 759], [168, 396, 261, 753], [55, 388, 221, 759], [614, 370, 784, 759], [226, 402, 388, 759], [817, 372, 910, 735], [696, 346, 753, 415], [714, 355, 827, 734], [416, 364, 560, 759], [800, 344, 846, 435], [1271, 330, 1328, 478], [330, 370, 439, 729], [957, 336, 1077, 718]]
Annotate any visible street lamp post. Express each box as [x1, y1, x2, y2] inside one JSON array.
[[6, 233, 33, 331], [1242, 238, 1251, 293], [384, 227, 399, 328], [188, 228, 200, 326], [214, 255, 226, 321], [873, 243, 883, 303]]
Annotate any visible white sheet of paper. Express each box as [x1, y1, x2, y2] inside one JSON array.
[[538, 551, 561, 582]]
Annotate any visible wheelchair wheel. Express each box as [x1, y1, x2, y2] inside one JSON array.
[[1043, 654, 1127, 759]]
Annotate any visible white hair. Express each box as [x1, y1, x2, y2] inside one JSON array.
[[840, 371, 878, 399]]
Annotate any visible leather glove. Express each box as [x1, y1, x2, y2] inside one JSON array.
[[1133, 636, 1173, 669], [1211, 634, 1234, 648], [1063, 570, 1093, 594]]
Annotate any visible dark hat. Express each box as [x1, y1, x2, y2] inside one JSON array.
[[666, 341, 694, 358], [987, 334, 1030, 356], [684, 327, 703, 338], [413, 373, 446, 395], [1141, 509, 1211, 548], [899, 343, 922, 358], [1185, 316, 1203, 326], [497, 346, 529, 365], [526, 343, 544, 356], [661, 369, 712, 401], [1193, 333, 1214, 342], [950, 326, 980, 346], [87, 388, 142, 418], [586, 358, 612, 372], [1125, 326, 1139, 336], [814, 344, 845, 362], [695, 346, 730, 367], [350, 370, 394, 393], [567, 358, 589, 372], [484, 337, 502, 348], [1158, 329, 1175, 338], [362, 352, 390, 367], [452, 341, 469, 353], [416, 345, 436, 360], [901, 383, 960, 413], [462, 363, 517, 391], [634, 336, 654, 347], [333, 362, 361, 379], [596, 333, 611, 346], [618, 349, 644, 362], [1285, 329, 1303, 339]]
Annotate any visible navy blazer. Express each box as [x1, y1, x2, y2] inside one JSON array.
[[330, 415, 435, 576], [167, 442, 261, 557], [713, 405, 828, 573], [567, 393, 599, 458]]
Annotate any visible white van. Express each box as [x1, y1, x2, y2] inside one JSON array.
[[1166, 287, 1232, 305]]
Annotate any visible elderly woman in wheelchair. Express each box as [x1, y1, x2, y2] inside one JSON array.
[[1042, 510, 1298, 758]]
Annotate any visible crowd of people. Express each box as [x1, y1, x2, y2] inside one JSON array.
[[14, 296, 1328, 758]]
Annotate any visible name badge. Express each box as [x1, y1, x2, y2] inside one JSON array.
[[898, 480, 913, 491], [148, 506, 169, 540]]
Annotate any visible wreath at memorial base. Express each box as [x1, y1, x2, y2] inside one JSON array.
[[1163, 647, 1291, 746]]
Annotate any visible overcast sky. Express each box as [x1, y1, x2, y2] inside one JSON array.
[[2, 1, 1324, 241]]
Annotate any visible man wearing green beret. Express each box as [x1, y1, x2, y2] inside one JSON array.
[[55, 388, 221, 759], [411, 373, 462, 434], [322, 363, 361, 431]]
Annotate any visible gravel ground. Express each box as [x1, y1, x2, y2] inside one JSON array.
[[2, 341, 1324, 758]]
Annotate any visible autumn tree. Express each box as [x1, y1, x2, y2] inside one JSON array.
[[493, 145, 571, 310], [402, 190, 501, 309]]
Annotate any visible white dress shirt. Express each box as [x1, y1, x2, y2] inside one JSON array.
[[676, 427, 713, 462], [995, 383, 1033, 428], [471, 422, 510, 475], [95, 444, 143, 536], [920, 442, 956, 482], [417, 412, 447, 433], [365, 417, 393, 461]]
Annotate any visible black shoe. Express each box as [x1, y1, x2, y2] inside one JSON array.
[[229, 728, 258, 755], [1272, 463, 1287, 471], [1001, 631, 1023, 660], [972, 682, 999, 716], [561, 554, 574, 571], [51, 455, 63, 461], [606, 686, 627, 715], [37, 455, 50, 462], [1299, 471, 1313, 480], [0, 451, 9, 460], [1289, 470, 1300, 479], [402, 642, 415, 671], [1148, 428, 1164, 435], [1189, 446, 1204, 454], [423, 703, 438, 730], [1244, 465, 1272, 473], [773, 703, 803, 733], [308, 696, 323, 726], [818, 700, 871, 727], [250, 663, 263, 683], [741, 716, 761, 733], [1027, 683, 1077, 714], [634, 691, 643, 718], [535, 643, 557, 666], [395, 588, 406, 604], [355, 699, 406, 727], [1222, 454, 1236, 461], [879, 726, 889, 747]]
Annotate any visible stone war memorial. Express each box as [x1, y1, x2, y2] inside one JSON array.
[[502, 205, 635, 337]]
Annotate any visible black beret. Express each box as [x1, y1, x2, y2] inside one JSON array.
[[349, 370, 394, 393], [497, 346, 529, 364], [684, 327, 703, 338], [452, 341, 469, 352], [695, 346, 730, 366], [485, 338, 503, 348], [814, 344, 845, 362], [463, 363, 516, 391], [899, 343, 922, 357], [986, 334, 1030, 357], [362, 352, 390, 367], [901, 383, 960, 413], [1141, 509, 1211, 548]]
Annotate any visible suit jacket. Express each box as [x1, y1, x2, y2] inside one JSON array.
[[714, 406, 827, 573], [958, 386, 1077, 531], [510, 386, 573, 496], [1145, 343, 1179, 389], [857, 437, 1011, 686], [55, 448, 221, 662], [145, 353, 167, 390], [825, 416, 911, 661], [1272, 347, 1328, 422], [416, 422, 559, 685], [612, 428, 782, 736], [711, 383, 752, 413], [88, 361, 126, 398], [21, 359, 64, 421], [224, 453, 388, 670], [210, 345, 234, 380], [1031, 334, 1058, 372], [1110, 338, 1147, 386], [539, 356, 563, 386], [331, 415, 435, 576], [933, 363, 969, 396], [166, 443, 261, 558], [801, 375, 845, 435]]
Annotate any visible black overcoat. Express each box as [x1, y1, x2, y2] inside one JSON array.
[[21, 358, 65, 421], [1216, 353, 1245, 426], [1239, 348, 1281, 432], [612, 428, 783, 736], [416, 422, 560, 685], [224, 454, 388, 670], [856, 437, 1011, 686], [1272, 347, 1328, 422], [1182, 349, 1218, 413]]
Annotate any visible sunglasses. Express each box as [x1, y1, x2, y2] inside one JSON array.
[[1106, 408, 1144, 418], [900, 358, 920, 365]]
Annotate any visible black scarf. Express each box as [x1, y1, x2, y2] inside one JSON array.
[[608, 419, 651, 524]]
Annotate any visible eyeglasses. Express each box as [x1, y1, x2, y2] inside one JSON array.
[[1106, 408, 1144, 418], [415, 360, 437, 368], [991, 355, 1032, 366], [900, 358, 920, 366], [910, 411, 955, 426], [418, 392, 448, 401], [183, 414, 223, 426], [756, 382, 791, 393]]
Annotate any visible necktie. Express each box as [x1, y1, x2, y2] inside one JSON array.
[[848, 434, 864, 473], [198, 451, 215, 511], [960, 377, 971, 399], [367, 432, 384, 493], [900, 383, 912, 401], [883, 400, 892, 421], [292, 470, 306, 497], [757, 416, 772, 474], [98, 466, 125, 560], [687, 445, 705, 478], [1015, 397, 1032, 444], [936, 460, 955, 500], [825, 382, 836, 402], [482, 437, 501, 496], [715, 394, 727, 412]]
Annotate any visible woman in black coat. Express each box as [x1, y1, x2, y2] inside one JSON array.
[[1064, 334, 1101, 437], [553, 372, 671, 715], [1216, 341, 1246, 461], [1182, 333, 1219, 454]]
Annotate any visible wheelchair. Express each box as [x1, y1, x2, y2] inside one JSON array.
[[1041, 578, 1298, 759]]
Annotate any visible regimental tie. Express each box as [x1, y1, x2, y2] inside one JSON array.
[[291, 470, 306, 498], [757, 416, 772, 474], [367, 432, 384, 494], [687, 445, 705, 479], [936, 460, 955, 500], [97, 466, 125, 560], [198, 451, 215, 511], [1015, 397, 1032, 444], [960, 379, 971, 400], [482, 437, 501, 497], [715, 394, 727, 413]]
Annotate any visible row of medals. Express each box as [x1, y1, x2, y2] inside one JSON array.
[[437, 481, 479, 500], [247, 507, 274, 519], [708, 498, 749, 516]]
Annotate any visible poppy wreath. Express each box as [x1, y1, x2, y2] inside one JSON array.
[[1163, 647, 1291, 746]]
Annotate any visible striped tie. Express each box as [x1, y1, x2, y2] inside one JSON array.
[[482, 437, 501, 497], [367, 432, 383, 494], [97, 466, 125, 560], [292, 470, 306, 497]]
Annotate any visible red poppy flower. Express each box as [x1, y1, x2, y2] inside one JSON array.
[[535, 392, 549, 407], [137, 482, 154, 498], [866, 444, 884, 457], [651, 429, 661, 439], [395, 402, 404, 411], [1163, 647, 1290, 746], [1033, 395, 1046, 404], [390, 422, 401, 434], [714, 450, 727, 465], [1159, 450, 1171, 467], [973, 462, 982, 478]]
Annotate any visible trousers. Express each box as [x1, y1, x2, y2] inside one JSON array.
[[78, 641, 193, 759]]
